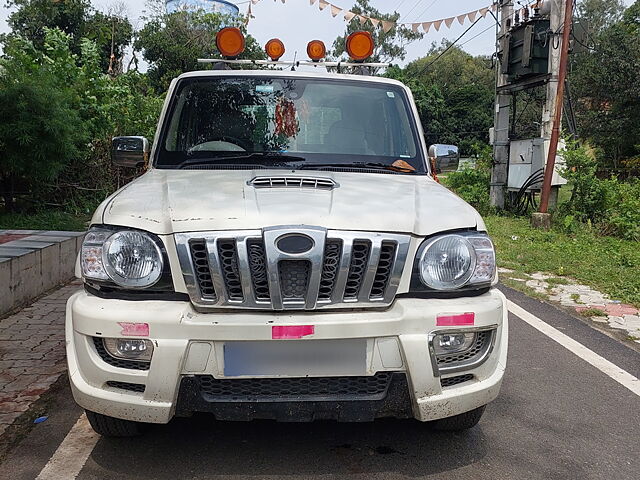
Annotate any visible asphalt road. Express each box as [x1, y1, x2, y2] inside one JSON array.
[[1, 286, 639, 480]]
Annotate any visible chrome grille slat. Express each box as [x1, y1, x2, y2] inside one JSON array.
[[249, 176, 337, 190], [175, 229, 410, 311]]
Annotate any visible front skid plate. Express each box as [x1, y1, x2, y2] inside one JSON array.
[[175, 373, 412, 422]]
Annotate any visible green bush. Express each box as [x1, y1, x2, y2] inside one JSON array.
[[557, 142, 640, 241], [443, 144, 494, 216]]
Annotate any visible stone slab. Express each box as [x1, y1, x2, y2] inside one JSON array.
[[0, 247, 36, 258]]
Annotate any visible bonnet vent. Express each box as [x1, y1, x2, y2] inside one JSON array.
[[249, 176, 337, 190]]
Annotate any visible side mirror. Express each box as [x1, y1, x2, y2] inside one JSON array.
[[112, 136, 150, 168], [428, 144, 460, 174]]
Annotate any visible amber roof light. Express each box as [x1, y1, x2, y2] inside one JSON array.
[[265, 38, 286, 61], [346, 31, 374, 61], [307, 40, 327, 61], [216, 27, 245, 58]]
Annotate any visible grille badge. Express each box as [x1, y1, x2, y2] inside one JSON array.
[[276, 234, 314, 254]]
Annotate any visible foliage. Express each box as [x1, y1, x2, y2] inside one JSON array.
[[485, 215, 640, 306], [0, 28, 163, 212], [389, 44, 494, 153], [556, 142, 640, 241], [570, 0, 640, 166], [331, 0, 423, 64], [0, 31, 87, 211], [136, 9, 265, 92], [4, 0, 133, 72], [0, 210, 88, 231], [442, 144, 494, 215]]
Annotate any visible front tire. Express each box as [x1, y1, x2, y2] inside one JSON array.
[[430, 405, 486, 431], [85, 410, 146, 437]]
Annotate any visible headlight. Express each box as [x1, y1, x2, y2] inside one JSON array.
[[82, 227, 164, 288], [417, 233, 495, 290]]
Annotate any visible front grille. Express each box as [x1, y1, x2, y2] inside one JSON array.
[[195, 372, 394, 402], [436, 331, 492, 366], [176, 229, 410, 311], [440, 374, 474, 388], [279, 260, 310, 299], [92, 337, 150, 371], [106, 381, 146, 393]]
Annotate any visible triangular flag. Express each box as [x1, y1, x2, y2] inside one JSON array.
[[468, 11, 478, 22], [411, 22, 420, 32], [358, 15, 368, 26], [319, 0, 328, 10], [344, 10, 355, 22], [433, 19, 443, 31], [457, 14, 467, 25], [422, 22, 432, 33], [479, 7, 488, 17], [382, 20, 395, 33], [309, 0, 317, 4], [444, 17, 455, 28], [491, 3, 497, 11], [252, 0, 260, 4], [280, 0, 285, 3], [331, 5, 341, 17], [369, 17, 380, 28]]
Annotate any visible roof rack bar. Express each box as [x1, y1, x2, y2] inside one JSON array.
[[197, 58, 390, 68]]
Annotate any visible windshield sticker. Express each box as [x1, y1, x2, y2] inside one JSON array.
[[256, 85, 274, 93], [386, 91, 395, 98]]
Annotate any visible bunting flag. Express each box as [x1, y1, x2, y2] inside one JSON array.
[[251, 0, 499, 35]]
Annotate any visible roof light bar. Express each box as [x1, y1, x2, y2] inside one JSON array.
[[197, 58, 390, 68]]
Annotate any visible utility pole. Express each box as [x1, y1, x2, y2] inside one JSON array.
[[490, 0, 513, 210], [535, 0, 573, 223]]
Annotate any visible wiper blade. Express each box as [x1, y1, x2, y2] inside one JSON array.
[[301, 162, 417, 174], [179, 153, 307, 169]]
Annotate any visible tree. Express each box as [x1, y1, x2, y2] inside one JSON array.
[[575, 0, 625, 38], [0, 32, 86, 210], [136, 9, 265, 92], [3, 0, 133, 72], [395, 43, 495, 153], [570, 1, 640, 166], [331, 0, 423, 64]]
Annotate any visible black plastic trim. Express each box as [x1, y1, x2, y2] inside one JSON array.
[[84, 284, 190, 302]]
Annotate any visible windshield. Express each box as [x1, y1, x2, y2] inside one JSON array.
[[155, 76, 426, 173]]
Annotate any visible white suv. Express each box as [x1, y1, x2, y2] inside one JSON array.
[[67, 68, 508, 437]]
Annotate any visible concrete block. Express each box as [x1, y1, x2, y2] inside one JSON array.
[[0, 258, 12, 313], [9, 250, 41, 308], [1, 230, 44, 235], [59, 238, 80, 283], [41, 231, 85, 237], [24, 235, 74, 243], [0, 247, 36, 258], [1, 240, 55, 249], [39, 244, 61, 291]]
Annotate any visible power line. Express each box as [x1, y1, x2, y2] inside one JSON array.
[[459, 20, 498, 47], [414, 16, 483, 76], [412, 0, 439, 23], [400, 0, 428, 23]]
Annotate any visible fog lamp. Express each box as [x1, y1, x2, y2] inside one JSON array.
[[433, 332, 476, 355], [103, 338, 153, 362]]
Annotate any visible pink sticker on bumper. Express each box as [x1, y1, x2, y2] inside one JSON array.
[[272, 325, 315, 339], [436, 313, 475, 326], [118, 322, 150, 337]]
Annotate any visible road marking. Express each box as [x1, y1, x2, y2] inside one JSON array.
[[36, 413, 99, 480], [507, 300, 640, 397]]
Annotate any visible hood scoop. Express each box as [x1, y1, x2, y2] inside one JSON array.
[[249, 176, 338, 191]]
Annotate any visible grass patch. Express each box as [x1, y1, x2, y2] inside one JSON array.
[[0, 210, 89, 232], [579, 308, 607, 317], [485, 215, 640, 307], [546, 276, 570, 286]]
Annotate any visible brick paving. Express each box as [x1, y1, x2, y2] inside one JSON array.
[[0, 280, 81, 438]]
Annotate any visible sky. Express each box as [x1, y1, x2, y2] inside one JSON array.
[[0, 0, 636, 66], [0, 0, 503, 65]]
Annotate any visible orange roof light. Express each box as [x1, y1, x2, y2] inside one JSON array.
[[307, 40, 326, 61], [216, 27, 245, 58], [346, 31, 374, 61], [265, 38, 286, 61]]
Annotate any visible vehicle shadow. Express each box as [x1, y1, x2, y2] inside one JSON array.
[[89, 415, 489, 478]]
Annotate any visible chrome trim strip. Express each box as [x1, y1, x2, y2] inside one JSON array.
[[428, 325, 498, 377]]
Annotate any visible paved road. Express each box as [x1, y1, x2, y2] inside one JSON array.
[[1, 287, 639, 480]]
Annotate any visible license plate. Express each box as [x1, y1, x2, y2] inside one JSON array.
[[223, 339, 366, 377]]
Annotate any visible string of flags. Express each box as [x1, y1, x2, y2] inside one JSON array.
[[246, 0, 498, 33]]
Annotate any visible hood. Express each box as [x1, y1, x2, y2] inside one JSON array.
[[96, 169, 483, 236]]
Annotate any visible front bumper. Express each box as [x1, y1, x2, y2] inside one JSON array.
[[65, 289, 508, 424]]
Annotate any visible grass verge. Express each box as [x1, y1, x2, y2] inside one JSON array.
[[485, 215, 640, 307], [0, 210, 89, 232]]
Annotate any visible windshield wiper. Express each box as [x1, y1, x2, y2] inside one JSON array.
[[178, 153, 307, 169], [300, 162, 417, 174]]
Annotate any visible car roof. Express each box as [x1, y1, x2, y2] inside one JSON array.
[[177, 69, 408, 89]]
